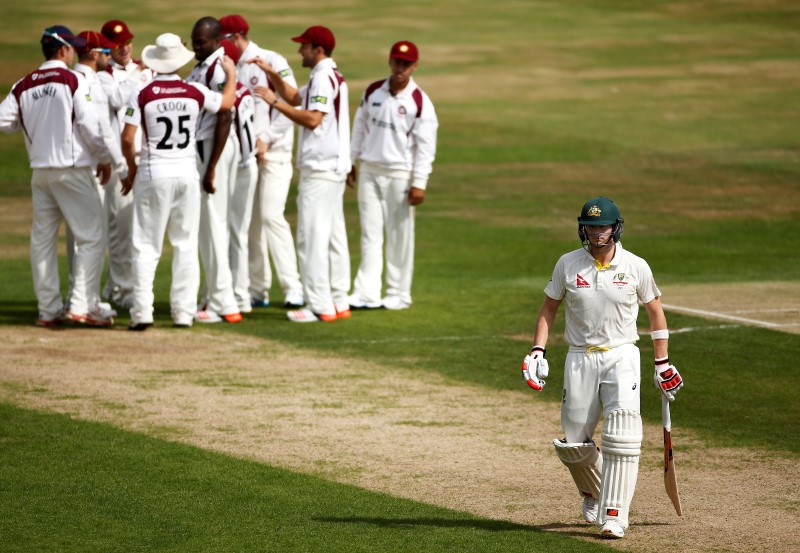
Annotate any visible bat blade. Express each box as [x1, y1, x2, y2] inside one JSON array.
[[662, 396, 683, 516]]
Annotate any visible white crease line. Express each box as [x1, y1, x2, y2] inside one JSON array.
[[331, 335, 505, 345], [662, 303, 782, 328], [728, 307, 800, 315]]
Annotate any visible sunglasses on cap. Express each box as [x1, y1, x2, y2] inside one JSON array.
[[42, 29, 74, 49], [92, 47, 111, 54]]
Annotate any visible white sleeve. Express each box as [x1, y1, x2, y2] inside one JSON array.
[[306, 74, 334, 114], [190, 82, 223, 114], [265, 59, 298, 145], [544, 256, 567, 301], [409, 94, 438, 189], [636, 258, 661, 304], [0, 85, 21, 133], [122, 92, 141, 127], [94, 87, 125, 173], [349, 94, 368, 162]]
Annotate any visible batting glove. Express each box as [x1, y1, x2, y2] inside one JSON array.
[[522, 346, 549, 391], [654, 357, 683, 401]]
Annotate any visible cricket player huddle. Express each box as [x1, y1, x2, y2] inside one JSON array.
[[1, 17, 685, 542], [0, 16, 438, 329]]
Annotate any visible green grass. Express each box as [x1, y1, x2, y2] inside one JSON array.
[[0, 403, 613, 553], [1, 0, 800, 550]]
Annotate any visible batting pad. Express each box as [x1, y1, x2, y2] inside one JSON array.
[[598, 409, 642, 529], [553, 439, 603, 500]]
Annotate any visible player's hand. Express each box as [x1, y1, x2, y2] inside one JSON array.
[[255, 139, 267, 164], [120, 174, 134, 196], [654, 357, 683, 401], [247, 58, 278, 79], [254, 86, 278, 106], [345, 167, 357, 189], [522, 346, 549, 391], [220, 55, 236, 78], [202, 169, 216, 194], [96, 163, 111, 185], [408, 186, 425, 206]]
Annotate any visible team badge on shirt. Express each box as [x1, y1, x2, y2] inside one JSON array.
[[398, 105, 407, 115], [576, 274, 591, 288], [250, 76, 258, 85], [125, 107, 134, 117]]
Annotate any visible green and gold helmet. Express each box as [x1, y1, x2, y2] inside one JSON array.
[[577, 196, 624, 242]]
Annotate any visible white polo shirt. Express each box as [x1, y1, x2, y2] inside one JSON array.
[[237, 41, 296, 157], [296, 57, 350, 175], [544, 243, 661, 349], [123, 74, 223, 181], [351, 76, 438, 189], [187, 47, 229, 142], [73, 63, 124, 169], [0, 60, 112, 169]]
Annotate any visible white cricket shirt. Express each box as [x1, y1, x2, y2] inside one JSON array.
[[232, 82, 257, 167], [237, 42, 296, 156], [187, 48, 229, 142], [0, 60, 113, 169], [296, 58, 350, 174], [123, 74, 223, 181], [351, 77, 438, 189], [544, 243, 661, 349], [73, 63, 124, 170]]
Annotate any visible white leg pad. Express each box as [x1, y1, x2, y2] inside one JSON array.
[[553, 439, 603, 500], [598, 409, 642, 529]]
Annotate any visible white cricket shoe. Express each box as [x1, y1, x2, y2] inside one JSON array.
[[287, 308, 336, 323], [284, 290, 305, 308], [347, 293, 381, 310], [600, 519, 625, 539], [381, 295, 411, 310], [66, 307, 114, 327], [582, 496, 598, 523], [194, 309, 223, 323]]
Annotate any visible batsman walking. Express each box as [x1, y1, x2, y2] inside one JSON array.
[[522, 196, 684, 539]]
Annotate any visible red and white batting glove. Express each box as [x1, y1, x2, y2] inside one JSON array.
[[654, 357, 683, 401], [522, 346, 549, 391]]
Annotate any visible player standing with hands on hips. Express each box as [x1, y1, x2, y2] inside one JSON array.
[[521, 197, 684, 539], [347, 41, 438, 311]]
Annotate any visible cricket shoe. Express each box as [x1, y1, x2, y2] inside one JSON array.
[[35, 312, 65, 328], [66, 307, 114, 327], [381, 295, 411, 310], [194, 309, 222, 323], [128, 321, 153, 331], [251, 297, 270, 308], [347, 293, 381, 310], [335, 304, 351, 320], [283, 290, 305, 308], [582, 496, 598, 523], [287, 308, 336, 323], [600, 520, 625, 539]]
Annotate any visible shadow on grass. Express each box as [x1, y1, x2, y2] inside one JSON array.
[[313, 515, 539, 532]]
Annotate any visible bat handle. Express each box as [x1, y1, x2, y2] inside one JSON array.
[[661, 395, 672, 432]]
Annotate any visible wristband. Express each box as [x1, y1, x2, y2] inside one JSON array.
[[655, 356, 669, 367], [270, 97, 280, 106], [530, 345, 546, 358], [651, 329, 669, 341]]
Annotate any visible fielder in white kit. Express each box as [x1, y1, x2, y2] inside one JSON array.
[[347, 41, 438, 311], [220, 14, 305, 309], [120, 33, 236, 330], [250, 26, 351, 322], [0, 26, 126, 327], [187, 17, 242, 324], [522, 197, 684, 539]]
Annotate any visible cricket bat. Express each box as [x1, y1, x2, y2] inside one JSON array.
[[662, 395, 683, 516]]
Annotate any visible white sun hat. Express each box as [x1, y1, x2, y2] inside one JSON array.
[[141, 33, 195, 74]]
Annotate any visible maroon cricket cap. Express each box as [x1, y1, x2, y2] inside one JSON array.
[[76, 30, 115, 54], [101, 20, 134, 46], [220, 14, 249, 37], [221, 39, 241, 65], [291, 26, 335, 52], [390, 41, 419, 62]]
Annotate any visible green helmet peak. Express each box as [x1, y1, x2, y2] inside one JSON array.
[[578, 196, 622, 226]]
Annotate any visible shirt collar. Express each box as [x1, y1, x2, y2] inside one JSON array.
[[310, 56, 335, 77], [40, 60, 68, 70], [198, 47, 225, 68]]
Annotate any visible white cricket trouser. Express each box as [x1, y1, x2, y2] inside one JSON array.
[[129, 175, 201, 326], [229, 158, 258, 310], [296, 170, 350, 316], [30, 167, 104, 319], [103, 171, 135, 307], [65, 178, 106, 312], [352, 169, 415, 304], [248, 156, 302, 301], [197, 136, 239, 316], [561, 344, 641, 443]]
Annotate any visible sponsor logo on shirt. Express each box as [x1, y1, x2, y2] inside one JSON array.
[[125, 107, 134, 117], [576, 274, 591, 288], [85, 94, 92, 102], [279, 69, 292, 77], [310, 95, 327, 104], [371, 102, 381, 107]]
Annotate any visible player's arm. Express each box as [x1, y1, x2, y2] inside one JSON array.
[[202, 110, 232, 194], [253, 87, 324, 130], [533, 295, 562, 348], [120, 123, 138, 195], [0, 89, 21, 132], [644, 295, 684, 400], [522, 295, 561, 392], [644, 296, 668, 359], [408, 96, 438, 205]]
